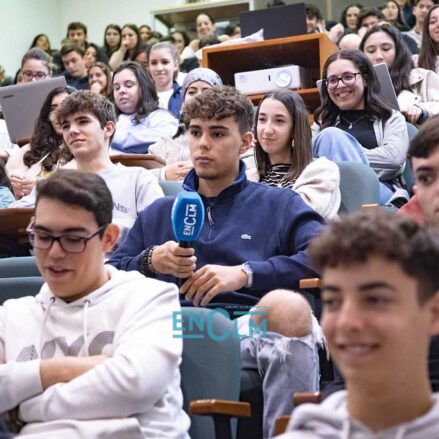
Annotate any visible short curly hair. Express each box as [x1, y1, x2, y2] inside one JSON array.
[[183, 85, 254, 134], [53, 90, 116, 143], [310, 210, 439, 303]]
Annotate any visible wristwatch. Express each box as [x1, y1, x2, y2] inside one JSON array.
[[241, 262, 253, 289]]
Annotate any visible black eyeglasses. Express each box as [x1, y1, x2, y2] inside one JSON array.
[[325, 72, 362, 90], [21, 70, 49, 80], [27, 225, 107, 253]]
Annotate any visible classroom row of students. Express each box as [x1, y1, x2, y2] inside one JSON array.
[[2, 43, 435, 210], [1, 108, 438, 438]]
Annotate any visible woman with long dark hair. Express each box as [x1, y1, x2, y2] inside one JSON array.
[[417, 5, 439, 73], [29, 34, 54, 56], [312, 50, 408, 204], [361, 23, 439, 124], [340, 4, 364, 33], [111, 61, 178, 154], [382, 0, 410, 31], [103, 24, 121, 59], [109, 24, 142, 71], [247, 89, 340, 219], [6, 87, 76, 198]]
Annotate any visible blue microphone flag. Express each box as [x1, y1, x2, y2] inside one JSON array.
[[171, 191, 205, 243]]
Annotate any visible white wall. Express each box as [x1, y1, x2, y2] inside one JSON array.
[[58, 0, 183, 49], [1, 0, 183, 78], [0, 0, 61, 79]]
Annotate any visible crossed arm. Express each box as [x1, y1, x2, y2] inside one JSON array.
[[0, 351, 105, 414]]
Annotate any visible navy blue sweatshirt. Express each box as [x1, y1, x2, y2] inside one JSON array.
[[108, 162, 325, 307]]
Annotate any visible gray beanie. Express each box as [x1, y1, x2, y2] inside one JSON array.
[[181, 67, 223, 98]]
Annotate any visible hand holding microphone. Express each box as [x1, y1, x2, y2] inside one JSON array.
[[170, 191, 205, 285]]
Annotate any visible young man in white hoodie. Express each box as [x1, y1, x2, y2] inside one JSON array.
[[279, 210, 439, 439], [1, 170, 190, 438]]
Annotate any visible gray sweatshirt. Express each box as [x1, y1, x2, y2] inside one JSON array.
[[10, 164, 164, 241], [277, 390, 439, 439]]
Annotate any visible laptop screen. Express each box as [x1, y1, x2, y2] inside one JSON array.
[[0, 76, 67, 144], [240, 3, 307, 40]]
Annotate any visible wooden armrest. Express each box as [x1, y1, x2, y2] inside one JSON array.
[[189, 399, 251, 418], [299, 278, 321, 289], [293, 391, 322, 407], [362, 203, 379, 213], [110, 153, 165, 169], [274, 415, 291, 435], [0, 208, 34, 237]]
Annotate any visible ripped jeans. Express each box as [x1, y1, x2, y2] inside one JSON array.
[[238, 313, 323, 438], [312, 127, 394, 205]]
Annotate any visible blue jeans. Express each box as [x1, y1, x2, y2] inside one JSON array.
[[313, 127, 393, 205], [238, 314, 322, 438]]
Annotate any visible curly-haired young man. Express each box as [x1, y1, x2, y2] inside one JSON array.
[[109, 86, 326, 438], [280, 210, 439, 438]]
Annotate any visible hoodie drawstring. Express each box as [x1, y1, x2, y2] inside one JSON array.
[[82, 299, 91, 356], [341, 418, 351, 439], [39, 296, 55, 358]]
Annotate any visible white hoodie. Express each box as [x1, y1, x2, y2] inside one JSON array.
[[0, 266, 190, 438], [277, 390, 439, 439]]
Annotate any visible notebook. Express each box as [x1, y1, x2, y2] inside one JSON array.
[[240, 3, 307, 40], [0, 76, 67, 144]]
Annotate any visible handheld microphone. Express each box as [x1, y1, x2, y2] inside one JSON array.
[[171, 192, 205, 285]]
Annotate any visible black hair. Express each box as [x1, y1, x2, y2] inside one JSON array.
[[36, 170, 113, 227], [306, 3, 323, 20], [314, 50, 392, 128], [112, 61, 159, 123], [341, 3, 364, 30], [310, 210, 439, 304], [103, 24, 122, 57], [360, 24, 413, 95], [24, 86, 75, 171]]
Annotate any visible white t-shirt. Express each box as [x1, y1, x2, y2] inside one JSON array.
[[157, 88, 174, 112]]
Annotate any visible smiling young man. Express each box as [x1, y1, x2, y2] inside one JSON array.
[[279, 210, 439, 438], [11, 90, 163, 244], [108, 86, 326, 437], [0, 170, 189, 438]]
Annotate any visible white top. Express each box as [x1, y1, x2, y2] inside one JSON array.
[[0, 266, 190, 438], [0, 119, 16, 152], [157, 88, 174, 111], [111, 111, 178, 154], [279, 390, 439, 439]]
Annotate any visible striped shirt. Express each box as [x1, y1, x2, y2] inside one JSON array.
[[260, 164, 295, 189]]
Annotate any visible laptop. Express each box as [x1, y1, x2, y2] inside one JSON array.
[[0, 76, 67, 144], [240, 3, 307, 40], [316, 63, 400, 111], [373, 63, 399, 111]]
